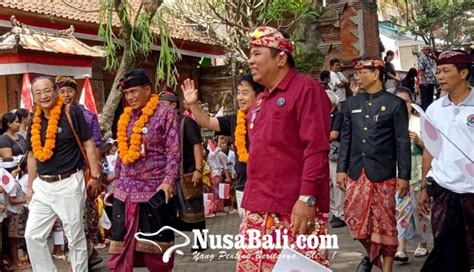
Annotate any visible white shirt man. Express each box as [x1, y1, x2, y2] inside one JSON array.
[[419, 50, 474, 272], [425, 87, 474, 193]]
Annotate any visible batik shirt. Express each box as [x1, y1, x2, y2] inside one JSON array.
[[114, 104, 180, 203], [418, 55, 437, 85], [78, 104, 102, 147]]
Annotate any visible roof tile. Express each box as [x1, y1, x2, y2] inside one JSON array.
[[0, 0, 217, 45]]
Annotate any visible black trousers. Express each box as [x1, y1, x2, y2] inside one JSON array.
[[420, 83, 435, 111]]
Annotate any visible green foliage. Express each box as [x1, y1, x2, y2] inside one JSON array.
[[386, 0, 474, 48], [98, 0, 178, 86], [98, 0, 118, 69], [293, 43, 324, 74], [153, 14, 179, 87], [260, 0, 321, 24]]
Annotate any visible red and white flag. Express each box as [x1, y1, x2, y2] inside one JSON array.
[[218, 183, 230, 199], [412, 104, 443, 158], [79, 77, 98, 115], [20, 73, 33, 111], [0, 168, 16, 194], [207, 139, 216, 153]]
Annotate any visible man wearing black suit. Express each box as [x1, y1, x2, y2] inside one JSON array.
[[337, 59, 411, 272]]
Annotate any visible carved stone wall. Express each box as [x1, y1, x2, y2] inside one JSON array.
[[305, 0, 381, 70], [198, 66, 234, 115]]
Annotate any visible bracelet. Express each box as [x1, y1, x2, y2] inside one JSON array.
[[420, 184, 427, 190], [195, 168, 203, 174]]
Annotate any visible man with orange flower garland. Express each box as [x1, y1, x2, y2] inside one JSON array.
[[235, 26, 332, 271], [56, 75, 104, 269], [24, 77, 102, 271], [181, 72, 264, 217], [108, 69, 180, 272]]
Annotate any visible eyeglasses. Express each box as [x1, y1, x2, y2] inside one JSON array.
[[33, 88, 54, 97]]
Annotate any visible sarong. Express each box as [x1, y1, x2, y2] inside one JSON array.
[[421, 180, 474, 272], [395, 184, 430, 243], [108, 198, 176, 272], [8, 212, 27, 239], [344, 170, 397, 268], [236, 210, 330, 271]]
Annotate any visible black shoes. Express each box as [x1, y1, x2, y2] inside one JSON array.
[[355, 256, 373, 272], [330, 216, 347, 228], [88, 256, 103, 270]]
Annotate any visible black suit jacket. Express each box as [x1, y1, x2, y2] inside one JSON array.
[[337, 90, 411, 182]]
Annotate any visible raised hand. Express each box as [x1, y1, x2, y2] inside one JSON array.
[[181, 79, 199, 106]]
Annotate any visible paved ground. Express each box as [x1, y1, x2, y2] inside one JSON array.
[[44, 213, 430, 271]]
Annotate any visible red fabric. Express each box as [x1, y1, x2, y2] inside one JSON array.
[[79, 77, 98, 115], [248, 26, 294, 54], [236, 210, 330, 271], [242, 69, 331, 213], [20, 73, 33, 112], [0, 53, 92, 67], [344, 170, 398, 268]]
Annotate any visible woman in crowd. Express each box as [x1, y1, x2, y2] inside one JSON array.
[[0, 112, 28, 159], [384, 50, 400, 92], [401, 68, 418, 101], [14, 109, 30, 140], [393, 87, 430, 262]]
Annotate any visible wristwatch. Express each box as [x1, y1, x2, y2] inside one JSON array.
[[299, 195, 316, 207]]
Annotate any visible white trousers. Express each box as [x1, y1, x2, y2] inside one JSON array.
[[329, 160, 345, 220], [235, 190, 244, 219], [25, 171, 87, 272]]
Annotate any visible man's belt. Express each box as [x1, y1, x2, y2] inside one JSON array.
[[39, 169, 80, 183]]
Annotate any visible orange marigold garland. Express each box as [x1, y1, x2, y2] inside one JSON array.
[[117, 94, 160, 164], [234, 110, 249, 163], [31, 97, 64, 162]]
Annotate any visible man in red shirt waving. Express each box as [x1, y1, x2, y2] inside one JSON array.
[[236, 26, 331, 271]]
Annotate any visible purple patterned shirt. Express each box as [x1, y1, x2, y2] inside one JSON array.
[[114, 104, 180, 203], [78, 105, 102, 147]]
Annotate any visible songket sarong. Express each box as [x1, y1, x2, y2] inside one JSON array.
[[236, 210, 330, 271], [344, 170, 397, 268], [421, 180, 474, 272], [395, 184, 430, 243], [108, 198, 176, 272]]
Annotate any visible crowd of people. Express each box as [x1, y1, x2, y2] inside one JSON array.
[[0, 25, 472, 272]]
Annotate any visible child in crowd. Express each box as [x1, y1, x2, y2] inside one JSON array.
[[97, 141, 116, 247], [1, 158, 31, 270]]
